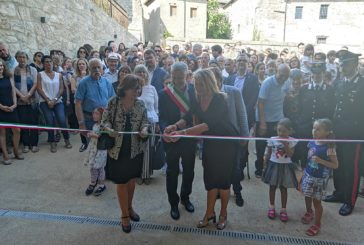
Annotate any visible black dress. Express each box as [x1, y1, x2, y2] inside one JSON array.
[[107, 113, 143, 184], [194, 93, 240, 190], [0, 77, 18, 123]]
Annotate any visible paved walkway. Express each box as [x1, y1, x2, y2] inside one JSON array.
[[0, 135, 363, 245]]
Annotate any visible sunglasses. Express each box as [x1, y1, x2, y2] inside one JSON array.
[[79, 50, 86, 53], [155, 50, 161, 53]]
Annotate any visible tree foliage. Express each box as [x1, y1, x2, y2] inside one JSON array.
[[207, 0, 232, 39]]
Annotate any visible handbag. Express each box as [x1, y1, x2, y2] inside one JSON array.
[[151, 136, 166, 170], [97, 98, 118, 150]]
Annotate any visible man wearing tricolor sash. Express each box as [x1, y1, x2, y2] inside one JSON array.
[[158, 62, 197, 220]]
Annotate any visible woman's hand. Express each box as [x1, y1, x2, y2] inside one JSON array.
[[0, 104, 11, 112], [163, 124, 178, 143], [47, 100, 55, 108], [139, 127, 149, 139], [108, 129, 119, 138], [8, 104, 17, 111]]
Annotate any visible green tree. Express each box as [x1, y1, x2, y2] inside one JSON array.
[[207, 0, 232, 39]]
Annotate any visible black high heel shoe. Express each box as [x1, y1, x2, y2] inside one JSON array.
[[129, 208, 140, 222], [197, 213, 216, 228], [121, 216, 131, 233]]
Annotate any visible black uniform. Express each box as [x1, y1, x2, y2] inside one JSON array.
[[294, 82, 335, 166], [332, 74, 364, 208]]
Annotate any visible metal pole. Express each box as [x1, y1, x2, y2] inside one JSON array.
[[184, 0, 186, 39], [283, 0, 287, 42]]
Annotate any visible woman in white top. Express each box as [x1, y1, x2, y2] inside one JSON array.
[[37, 55, 72, 153], [134, 64, 159, 184]]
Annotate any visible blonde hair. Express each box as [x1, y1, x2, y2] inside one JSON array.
[[193, 69, 220, 100]]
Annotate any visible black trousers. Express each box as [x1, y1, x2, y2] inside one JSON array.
[[17, 105, 39, 147], [165, 139, 196, 207], [255, 122, 278, 175], [232, 145, 247, 194], [333, 142, 363, 206]]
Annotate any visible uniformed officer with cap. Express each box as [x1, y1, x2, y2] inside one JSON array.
[[324, 50, 364, 216], [294, 61, 335, 167]]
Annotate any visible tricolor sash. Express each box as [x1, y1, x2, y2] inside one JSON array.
[[164, 84, 190, 113]]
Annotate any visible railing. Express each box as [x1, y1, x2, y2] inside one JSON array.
[[92, 0, 129, 28]]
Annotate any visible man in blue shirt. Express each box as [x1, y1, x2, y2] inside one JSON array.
[[255, 64, 290, 177], [75, 58, 115, 151]]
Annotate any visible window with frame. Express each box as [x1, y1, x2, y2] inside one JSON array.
[[170, 5, 177, 16], [190, 7, 197, 18], [295, 6, 303, 19], [316, 36, 327, 44], [319, 4, 329, 19]]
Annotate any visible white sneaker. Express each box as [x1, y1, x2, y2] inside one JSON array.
[[22, 146, 30, 153]]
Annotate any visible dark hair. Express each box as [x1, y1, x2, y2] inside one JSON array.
[[144, 49, 156, 57], [277, 118, 294, 131], [267, 53, 278, 60], [107, 40, 114, 47], [117, 74, 143, 97], [211, 44, 223, 54], [0, 59, 12, 78], [289, 56, 301, 69], [298, 42, 305, 48], [254, 62, 265, 76], [314, 52, 326, 62], [304, 44, 314, 56], [314, 118, 336, 148], [41, 55, 52, 64], [104, 46, 113, 53], [118, 65, 132, 78], [327, 50, 336, 57], [33, 52, 44, 62], [77, 47, 89, 58], [83, 44, 93, 55]]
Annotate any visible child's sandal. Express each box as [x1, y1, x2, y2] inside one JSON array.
[[301, 211, 314, 224], [267, 208, 276, 219], [279, 211, 288, 222], [306, 224, 320, 236]]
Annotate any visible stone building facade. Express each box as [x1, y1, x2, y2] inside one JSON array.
[[0, 0, 138, 57], [143, 0, 207, 44], [222, 0, 364, 51]]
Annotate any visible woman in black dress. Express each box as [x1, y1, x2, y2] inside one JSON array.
[[171, 69, 240, 230], [102, 74, 148, 233], [0, 59, 22, 165]]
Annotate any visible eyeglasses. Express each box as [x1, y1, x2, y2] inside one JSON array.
[[36, 54, 43, 57], [155, 49, 161, 53], [79, 50, 86, 54], [236, 59, 248, 63]]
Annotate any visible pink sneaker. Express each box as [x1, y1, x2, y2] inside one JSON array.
[[267, 208, 276, 219], [280, 210, 288, 222]]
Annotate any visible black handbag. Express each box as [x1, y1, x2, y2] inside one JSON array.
[[97, 98, 118, 150], [151, 136, 166, 170]]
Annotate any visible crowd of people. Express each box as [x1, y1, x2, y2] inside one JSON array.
[[0, 39, 364, 236]]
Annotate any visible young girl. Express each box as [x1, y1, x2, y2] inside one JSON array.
[[263, 118, 298, 222], [300, 44, 314, 80], [84, 107, 107, 196], [301, 119, 338, 236]]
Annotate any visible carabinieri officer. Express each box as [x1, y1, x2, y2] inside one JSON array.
[[324, 50, 364, 216]]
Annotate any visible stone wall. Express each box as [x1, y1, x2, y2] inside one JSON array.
[[0, 0, 138, 58], [223, 0, 364, 52], [285, 1, 364, 48]]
